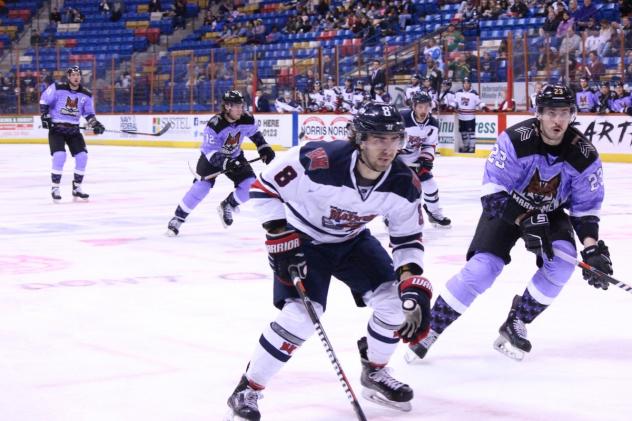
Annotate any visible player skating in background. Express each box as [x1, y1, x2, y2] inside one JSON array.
[[406, 85, 613, 363], [399, 91, 451, 228], [454, 77, 483, 153], [166, 90, 275, 235], [39, 65, 105, 202], [226, 103, 433, 419]]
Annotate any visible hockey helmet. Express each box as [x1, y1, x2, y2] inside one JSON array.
[[374, 82, 385, 91], [411, 91, 432, 105], [412, 74, 422, 81], [222, 90, 245, 104], [66, 65, 81, 76], [350, 102, 405, 145], [536, 84, 575, 110], [442, 78, 452, 87]]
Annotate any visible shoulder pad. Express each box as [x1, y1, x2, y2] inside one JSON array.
[[54, 82, 69, 91], [428, 115, 439, 128], [471, 90, 479, 95], [505, 118, 540, 157], [207, 115, 223, 131], [237, 112, 256, 125], [79, 86, 93, 97], [563, 126, 599, 172]]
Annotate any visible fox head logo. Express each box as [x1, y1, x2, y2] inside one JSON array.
[[225, 132, 241, 147], [523, 169, 561, 206], [65, 97, 78, 109]]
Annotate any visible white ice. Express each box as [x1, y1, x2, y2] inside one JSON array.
[[1, 144, 630, 421]]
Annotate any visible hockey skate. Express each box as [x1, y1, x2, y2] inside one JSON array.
[[71, 181, 89, 201], [493, 295, 532, 361], [51, 186, 62, 203], [404, 329, 440, 364], [423, 204, 451, 228], [358, 337, 413, 412], [217, 198, 239, 228], [166, 217, 184, 237], [225, 375, 263, 421]]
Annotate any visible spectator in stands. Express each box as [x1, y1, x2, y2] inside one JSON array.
[[556, 10, 575, 38], [575, 0, 599, 31], [148, 0, 161, 13], [254, 89, 271, 112], [424, 38, 443, 71], [425, 58, 443, 92], [495, 88, 516, 111], [275, 90, 303, 113], [480, 50, 497, 81], [480, 0, 495, 19], [444, 24, 465, 52], [111, 1, 124, 22], [99, 0, 111, 15], [621, 17, 632, 50], [552, 0, 567, 14], [533, 45, 557, 72], [528, 81, 543, 111], [582, 50, 605, 82], [50, 7, 62, 24], [582, 28, 601, 56], [625, 63, 632, 85], [540, 7, 561, 39], [448, 53, 470, 82], [252, 19, 266, 44], [559, 27, 581, 58], [568, 0, 579, 19], [368, 59, 386, 97], [298, 14, 313, 33], [623, 0, 632, 18], [67, 7, 84, 23], [497, 38, 508, 59], [266, 26, 282, 43], [596, 81, 616, 113], [0, 0, 6, 17], [30, 29, 42, 47], [509, 0, 529, 18], [597, 20, 614, 57], [174, 0, 187, 30], [397, 0, 414, 29]]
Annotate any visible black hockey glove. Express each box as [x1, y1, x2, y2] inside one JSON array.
[[520, 213, 554, 261], [397, 276, 433, 345], [265, 229, 307, 283], [222, 156, 243, 173], [258, 144, 276, 164], [580, 240, 613, 290], [41, 114, 52, 129], [89, 118, 105, 135]]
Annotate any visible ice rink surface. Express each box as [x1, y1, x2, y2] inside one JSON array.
[[1, 144, 630, 421]]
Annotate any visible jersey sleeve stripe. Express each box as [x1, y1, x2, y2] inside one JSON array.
[[390, 233, 423, 245], [392, 243, 425, 253], [252, 179, 280, 199]]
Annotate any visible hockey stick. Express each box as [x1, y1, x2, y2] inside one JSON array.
[[554, 248, 632, 295], [78, 121, 172, 137], [289, 268, 367, 421], [187, 157, 262, 181]]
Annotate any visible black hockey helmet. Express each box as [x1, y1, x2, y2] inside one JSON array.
[[411, 91, 432, 105], [442, 78, 452, 87], [536, 84, 575, 110], [222, 90, 245, 104], [350, 102, 406, 145], [374, 82, 385, 91], [66, 65, 81, 76]]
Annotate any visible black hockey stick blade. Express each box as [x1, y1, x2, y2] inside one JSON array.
[[554, 248, 632, 294]]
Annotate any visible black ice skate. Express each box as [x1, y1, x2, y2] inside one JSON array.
[[225, 375, 263, 421], [494, 295, 532, 361], [51, 186, 62, 203], [358, 337, 413, 412], [217, 196, 239, 228], [71, 181, 89, 201], [404, 329, 440, 364], [423, 204, 451, 228], [166, 217, 184, 237]]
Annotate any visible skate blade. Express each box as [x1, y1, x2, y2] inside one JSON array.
[[404, 348, 424, 364], [361, 388, 412, 412], [430, 221, 452, 229], [165, 229, 178, 237], [216, 206, 231, 229], [223, 408, 257, 421], [72, 196, 90, 202], [52, 198, 62, 204], [493, 336, 525, 361]]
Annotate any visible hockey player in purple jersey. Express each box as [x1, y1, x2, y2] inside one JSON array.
[[166, 90, 275, 235], [225, 103, 434, 419], [39, 65, 105, 202], [575, 76, 599, 113], [405, 85, 613, 363]]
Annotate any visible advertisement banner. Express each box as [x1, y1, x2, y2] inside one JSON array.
[[298, 114, 353, 142], [0, 116, 34, 137]]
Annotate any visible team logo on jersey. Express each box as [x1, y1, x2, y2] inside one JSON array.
[[511, 169, 561, 211], [305, 147, 329, 170], [406, 135, 424, 149], [514, 127, 533, 142], [460, 98, 470, 106], [221, 132, 241, 153], [60, 96, 79, 116], [322, 206, 376, 231], [280, 342, 298, 355]]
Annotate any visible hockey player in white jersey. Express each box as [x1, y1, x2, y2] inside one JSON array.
[[340, 77, 355, 112], [306, 80, 326, 112], [438, 78, 456, 112], [405, 74, 422, 107], [225, 102, 433, 419], [372, 82, 392, 103], [322, 75, 342, 112], [399, 91, 451, 227], [421, 76, 438, 111], [454, 77, 483, 153]]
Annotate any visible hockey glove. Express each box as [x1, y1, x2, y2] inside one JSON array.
[[258, 144, 276, 164], [265, 229, 307, 283], [88, 118, 105, 135], [397, 276, 433, 345], [222, 156, 243, 173], [41, 114, 53, 130], [580, 240, 613, 290], [520, 213, 554, 261]]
